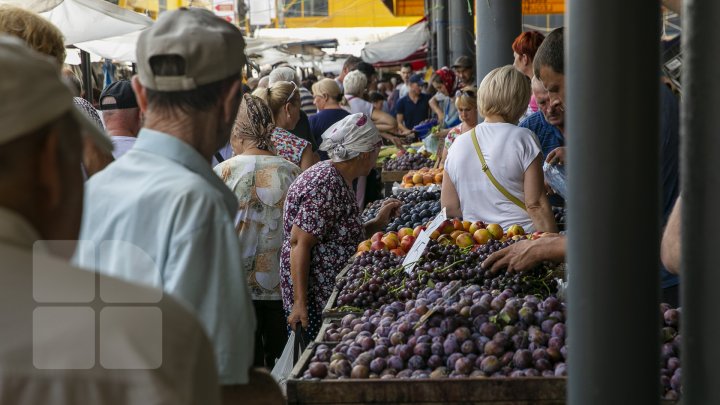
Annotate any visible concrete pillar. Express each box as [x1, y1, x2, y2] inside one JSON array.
[[680, 0, 720, 403], [448, 0, 474, 68], [567, 1, 661, 404], [432, 0, 448, 68], [475, 0, 521, 85]]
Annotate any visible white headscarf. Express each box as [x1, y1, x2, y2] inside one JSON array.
[[319, 113, 381, 163]]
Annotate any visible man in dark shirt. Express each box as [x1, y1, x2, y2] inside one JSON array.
[[396, 74, 431, 134]]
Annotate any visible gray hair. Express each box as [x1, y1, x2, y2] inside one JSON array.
[[343, 70, 367, 97], [269, 66, 300, 86]]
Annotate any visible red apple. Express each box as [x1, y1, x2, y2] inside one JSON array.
[[486, 224, 504, 240], [452, 218, 464, 231], [371, 232, 385, 243], [473, 229, 492, 245], [400, 235, 416, 252], [371, 240, 387, 251], [413, 225, 426, 238], [455, 232, 474, 248], [440, 220, 455, 235]]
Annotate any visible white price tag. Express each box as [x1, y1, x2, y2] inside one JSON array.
[[401, 208, 447, 274]]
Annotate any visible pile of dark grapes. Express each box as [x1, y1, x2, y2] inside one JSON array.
[[304, 284, 568, 380], [361, 189, 441, 227], [334, 241, 563, 311], [660, 305, 682, 400], [552, 207, 566, 231], [383, 153, 434, 171]]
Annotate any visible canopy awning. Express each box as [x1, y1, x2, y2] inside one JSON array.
[[360, 17, 428, 64]]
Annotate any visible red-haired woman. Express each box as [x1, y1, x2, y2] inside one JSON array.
[[511, 31, 545, 119]]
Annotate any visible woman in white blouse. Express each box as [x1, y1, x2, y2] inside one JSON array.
[[441, 65, 557, 233]]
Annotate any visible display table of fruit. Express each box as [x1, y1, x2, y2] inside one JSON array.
[[381, 148, 435, 182], [285, 214, 682, 404], [398, 167, 443, 189]]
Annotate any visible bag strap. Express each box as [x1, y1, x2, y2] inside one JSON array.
[[470, 128, 527, 211]]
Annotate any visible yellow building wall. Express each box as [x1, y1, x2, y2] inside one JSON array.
[[119, 0, 212, 19], [285, 0, 422, 28]]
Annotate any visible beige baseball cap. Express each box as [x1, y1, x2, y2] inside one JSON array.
[[136, 7, 246, 91], [0, 35, 112, 152]]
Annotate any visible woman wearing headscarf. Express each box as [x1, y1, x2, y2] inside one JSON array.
[[214, 94, 301, 368], [280, 113, 402, 340], [429, 67, 460, 131], [253, 81, 319, 171]]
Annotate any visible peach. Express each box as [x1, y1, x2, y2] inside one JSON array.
[[473, 229, 492, 245], [381, 235, 399, 249], [430, 230, 441, 240], [390, 248, 406, 256], [450, 230, 465, 240], [437, 234, 453, 245], [506, 224, 525, 237], [413, 225, 426, 238], [462, 220, 472, 232], [357, 240, 372, 252], [486, 224, 504, 240], [371, 240, 387, 251], [434, 173, 443, 183], [371, 232, 385, 243], [455, 232, 474, 248], [423, 174, 434, 184], [452, 218, 464, 231], [398, 227, 414, 238], [400, 235, 416, 252], [468, 221, 486, 234], [412, 173, 424, 184], [402, 174, 413, 184]]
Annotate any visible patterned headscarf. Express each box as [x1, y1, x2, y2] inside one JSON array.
[[434, 67, 457, 95], [232, 93, 276, 152], [320, 113, 381, 163]]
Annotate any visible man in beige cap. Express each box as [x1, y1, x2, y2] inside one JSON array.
[[0, 35, 223, 404], [75, 8, 282, 403]]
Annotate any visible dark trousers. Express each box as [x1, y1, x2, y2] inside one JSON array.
[[253, 300, 288, 369]]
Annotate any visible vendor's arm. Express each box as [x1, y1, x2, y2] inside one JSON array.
[[372, 108, 398, 133], [429, 96, 444, 125], [524, 155, 558, 233], [661, 196, 682, 274], [441, 173, 462, 219], [482, 235, 566, 273], [545, 146, 567, 166], [364, 199, 402, 237], [287, 225, 317, 330]]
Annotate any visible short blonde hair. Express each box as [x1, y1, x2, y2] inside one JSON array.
[[312, 78, 342, 102], [0, 6, 66, 68], [455, 86, 478, 110], [252, 81, 300, 116], [478, 65, 530, 123]]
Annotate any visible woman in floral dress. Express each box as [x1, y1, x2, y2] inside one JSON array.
[[253, 81, 319, 171], [280, 113, 402, 339], [440, 86, 478, 166], [215, 94, 301, 368]]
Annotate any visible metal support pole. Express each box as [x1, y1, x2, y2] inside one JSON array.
[[475, 0, 521, 86], [681, 0, 720, 403], [567, 1, 660, 404], [432, 0, 447, 68], [448, 0, 474, 67], [425, 0, 434, 68], [80, 50, 93, 104]]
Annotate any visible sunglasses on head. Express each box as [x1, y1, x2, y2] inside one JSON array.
[[284, 81, 298, 104], [460, 89, 476, 98]]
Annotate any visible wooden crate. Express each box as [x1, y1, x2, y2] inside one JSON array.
[[381, 170, 409, 184], [321, 263, 362, 321], [287, 345, 567, 405]]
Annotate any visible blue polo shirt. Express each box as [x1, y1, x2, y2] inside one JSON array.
[[395, 93, 431, 130], [519, 111, 564, 159]]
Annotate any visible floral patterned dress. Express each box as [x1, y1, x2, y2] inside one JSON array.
[[271, 127, 310, 168], [214, 155, 301, 301], [280, 161, 364, 338], [444, 124, 465, 151]]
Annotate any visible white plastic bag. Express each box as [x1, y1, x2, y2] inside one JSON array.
[[543, 162, 568, 200], [271, 332, 295, 391]]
